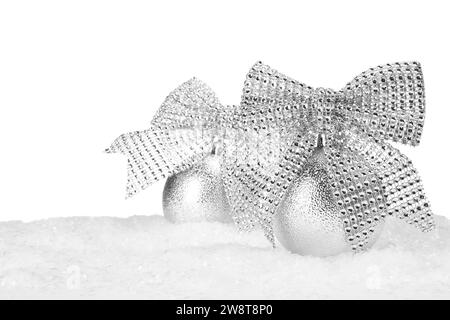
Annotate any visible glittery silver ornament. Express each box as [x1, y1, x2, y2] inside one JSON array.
[[162, 150, 232, 223], [273, 144, 385, 256]]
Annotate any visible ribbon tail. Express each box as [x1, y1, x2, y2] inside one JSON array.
[[323, 130, 386, 252], [222, 100, 317, 244], [106, 127, 215, 198], [223, 130, 317, 245], [343, 127, 435, 232]]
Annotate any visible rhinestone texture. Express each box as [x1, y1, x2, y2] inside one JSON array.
[[238, 61, 434, 250], [106, 78, 221, 198], [221, 101, 317, 242], [106, 62, 435, 252]]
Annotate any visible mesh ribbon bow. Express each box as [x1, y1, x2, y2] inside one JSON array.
[[106, 61, 435, 251]]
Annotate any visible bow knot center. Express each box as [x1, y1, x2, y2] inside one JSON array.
[[313, 87, 339, 135]]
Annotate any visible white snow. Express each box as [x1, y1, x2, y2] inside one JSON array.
[[0, 214, 449, 299]]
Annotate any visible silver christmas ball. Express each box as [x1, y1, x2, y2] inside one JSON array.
[[273, 147, 384, 256], [162, 152, 232, 223]]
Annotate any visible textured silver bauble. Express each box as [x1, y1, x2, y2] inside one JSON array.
[[162, 152, 232, 223], [273, 147, 384, 256]]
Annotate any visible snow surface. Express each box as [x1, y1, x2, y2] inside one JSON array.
[[0, 214, 449, 299]]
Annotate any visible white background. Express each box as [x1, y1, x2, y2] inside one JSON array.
[[0, 0, 448, 222]]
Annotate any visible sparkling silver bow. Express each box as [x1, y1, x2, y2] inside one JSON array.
[[106, 62, 435, 251]]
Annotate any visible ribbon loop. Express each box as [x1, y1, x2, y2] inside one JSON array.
[[340, 62, 425, 146]]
